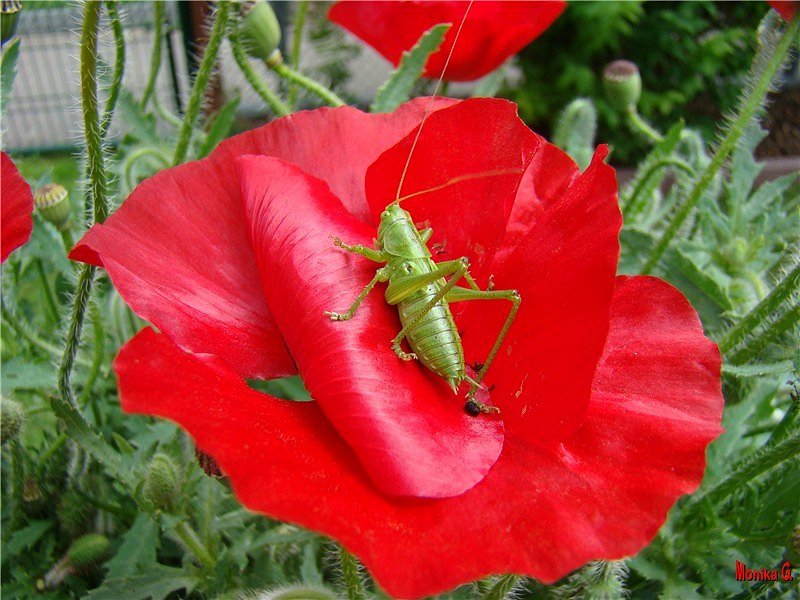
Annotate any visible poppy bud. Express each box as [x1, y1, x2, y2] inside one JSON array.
[[143, 453, 180, 510], [1, 396, 25, 443], [34, 183, 71, 231], [1, 0, 21, 45], [238, 0, 281, 63], [603, 60, 642, 111], [67, 533, 109, 569]]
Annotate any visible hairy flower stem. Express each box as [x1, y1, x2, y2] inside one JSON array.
[[642, 12, 799, 275], [172, 0, 230, 166], [141, 0, 164, 109], [483, 574, 520, 599], [288, 0, 308, 109], [626, 106, 663, 143], [230, 32, 289, 116], [685, 429, 800, 519], [719, 262, 800, 354], [100, 0, 125, 140], [77, 304, 105, 421], [623, 157, 695, 219], [338, 547, 365, 600], [173, 520, 215, 571], [728, 303, 799, 365], [270, 59, 345, 107]]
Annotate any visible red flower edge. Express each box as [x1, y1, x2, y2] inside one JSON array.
[[766, 0, 798, 20], [1, 152, 34, 263], [329, 0, 566, 82], [116, 276, 723, 598]]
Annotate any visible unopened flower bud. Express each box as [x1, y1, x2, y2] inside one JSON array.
[[1, 0, 22, 45], [143, 453, 180, 510], [239, 0, 281, 62], [67, 533, 109, 569], [603, 60, 641, 111], [1, 396, 25, 443], [34, 183, 71, 230]]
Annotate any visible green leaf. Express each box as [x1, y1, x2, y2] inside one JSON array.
[[1, 521, 53, 565], [105, 514, 160, 579], [198, 95, 241, 158], [723, 361, 794, 378], [87, 564, 197, 600], [1, 38, 20, 111], [1, 358, 56, 391], [371, 23, 450, 113]]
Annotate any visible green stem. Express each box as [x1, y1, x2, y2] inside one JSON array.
[[719, 262, 800, 353], [288, 0, 308, 109], [100, 0, 125, 140], [154, 93, 183, 128], [78, 303, 105, 422], [338, 546, 365, 600], [270, 59, 345, 107], [230, 33, 289, 116], [58, 265, 96, 410], [626, 106, 663, 143], [484, 575, 520, 600], [728, 303, 799, 365], [60, 228, 74, 254], [642, 13, 799, 275], [173, 520, 216, 571], [685, 429, 799, 515], [34, 258, 60, 323], [123, 146, 170, 191], [623, 157, 696, 219], [172, 0, 230, 166], [141, 0, 164, 109]]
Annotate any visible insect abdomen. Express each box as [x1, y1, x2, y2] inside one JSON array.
[[399, 278, 465, 385]]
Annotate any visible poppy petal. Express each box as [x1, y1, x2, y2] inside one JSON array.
[[70, 100, 456, 379], [237, 155, 503, 499], [1, 152, 34, 263], [456, 146, 621, 444], [329, 0, 566, 82], [217, 97, 458, 223], [70, 158, 294, 380], [495, 138, 581, 265], [365, 98, 541, 282], [117, 275, 722, 599], [766, 0, 798, 20]]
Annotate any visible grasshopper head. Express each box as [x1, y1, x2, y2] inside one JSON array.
[[377, 203, 410, 244]]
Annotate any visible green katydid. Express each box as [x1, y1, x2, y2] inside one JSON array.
[[322, 0, 519, 417], [323, 201, 520, 416]]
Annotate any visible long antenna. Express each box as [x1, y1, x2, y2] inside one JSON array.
[[393, 0, 475, 204]]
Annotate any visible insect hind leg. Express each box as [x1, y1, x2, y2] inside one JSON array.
[[445, 285, 521, 414]]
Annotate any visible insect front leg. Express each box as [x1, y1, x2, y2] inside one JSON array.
[[390, 258, 471, 361], [323, 267, 390, 321], [331, 236, 387, 262], [445, 286, 521, 414]]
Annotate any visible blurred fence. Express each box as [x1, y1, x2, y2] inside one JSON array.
[[2, 1, 189, 153], [1, 1, 406, 154]]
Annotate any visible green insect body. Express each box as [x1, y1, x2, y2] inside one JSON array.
[[324, 203, 521, 416]]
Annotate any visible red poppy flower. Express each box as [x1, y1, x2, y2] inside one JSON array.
[[766, 0, 798, 20], [71, 98, 723, 598], [328, 1, 566, 82], [1, 151, 34, 263]]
